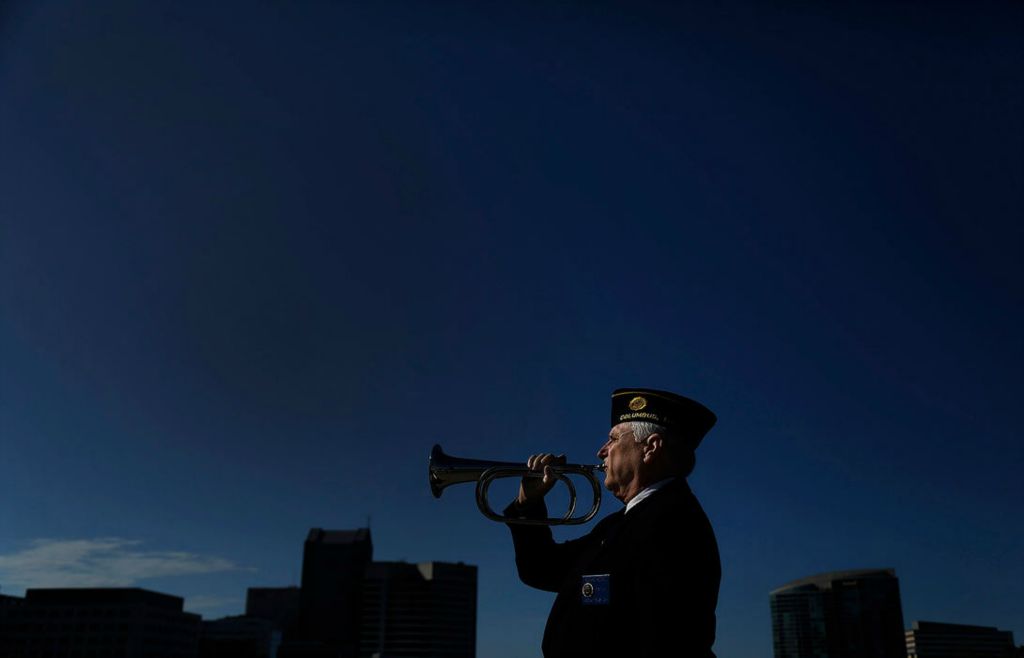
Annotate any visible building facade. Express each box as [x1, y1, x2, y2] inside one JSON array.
[[0, 588, 200, 658], [360, 561, 476, 658], [251, 528, 478, 658], [906, 621, 1015, 658], [771, 569, 907, 658], [199, 615, 281, 658], [279, 528, 373, 658], [246, 587, 301, 639]]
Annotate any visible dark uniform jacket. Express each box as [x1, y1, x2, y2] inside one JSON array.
[[505, 478, 720, 658]]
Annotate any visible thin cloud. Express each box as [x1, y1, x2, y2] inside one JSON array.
[[0, 538, 243, 591]]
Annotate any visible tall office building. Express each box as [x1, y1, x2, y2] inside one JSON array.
[[360, 561, 477, 658], [905, 621, 1015, 658], [0, 588, 201, 658], [273, 529, 478, 658], [771, 569, 907, 658], [292, 528, 373, 658]]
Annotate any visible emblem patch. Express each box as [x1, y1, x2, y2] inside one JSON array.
[[581, 574, 610, 605], [629, 396, 647, 411]]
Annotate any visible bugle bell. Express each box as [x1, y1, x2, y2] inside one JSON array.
[[428, 444, 605, 526]]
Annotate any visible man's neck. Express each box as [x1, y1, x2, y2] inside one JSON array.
[[624, 476, 677, 513], [616, 480, 647, 505], [618, 470, 667, 504]]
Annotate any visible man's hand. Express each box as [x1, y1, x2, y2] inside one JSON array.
[[517, 453, 567, 506]]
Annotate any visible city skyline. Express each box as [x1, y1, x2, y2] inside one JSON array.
[[0, 526, 478, 658], [2, 552, 1018, 657], [1, 528, 1019, 656], [2, 2, 1021, 657]]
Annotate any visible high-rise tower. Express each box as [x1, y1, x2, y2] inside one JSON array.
[[295, 528, 373, 658], [771, 569, 907, 658]]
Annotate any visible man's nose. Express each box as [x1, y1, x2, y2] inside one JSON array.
[[596, 445, 607, 459]]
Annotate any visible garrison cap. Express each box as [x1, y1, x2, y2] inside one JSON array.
[[611, 388, 716, 449]]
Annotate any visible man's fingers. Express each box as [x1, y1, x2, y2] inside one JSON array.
[[519, 452, 568, 503], [527, 454, 549, 471], [524, 452, 567, 495], [526, 453, 567, 470]]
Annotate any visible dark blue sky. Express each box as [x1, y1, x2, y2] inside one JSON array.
[[1, 2, 1021, 656]]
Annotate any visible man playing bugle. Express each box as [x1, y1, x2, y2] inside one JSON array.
[[505, 388, 721, 658]]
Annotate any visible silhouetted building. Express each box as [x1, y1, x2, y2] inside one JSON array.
[[771, 569, 907, 658], [247, 587, 301, 638], [274, 528, 478, 658], [360, 561, 476, 658], [282, 528, 372, 658], [199, 615, 281, 658], [905, 621, 1015, 658], [0, 593, 27, 628], [0, 592, 25, 610], [0, 588, 200, 658]]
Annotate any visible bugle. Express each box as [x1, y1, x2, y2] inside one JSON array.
[[428, 444, 605, 525]]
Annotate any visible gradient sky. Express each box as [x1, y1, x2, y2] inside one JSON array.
[[1, 2, 1022, 657]]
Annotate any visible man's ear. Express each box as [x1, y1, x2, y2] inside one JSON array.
[[642, 433, 664, 462]]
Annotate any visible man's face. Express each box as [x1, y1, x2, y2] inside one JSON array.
[[596, 422, 646, 502]]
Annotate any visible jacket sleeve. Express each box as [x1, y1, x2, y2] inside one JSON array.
[[503, 499, 601, 592]]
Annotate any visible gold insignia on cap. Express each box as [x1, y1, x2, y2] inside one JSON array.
[[629, 396, 647, 411]]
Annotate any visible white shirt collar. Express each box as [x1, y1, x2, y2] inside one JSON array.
[[624, 477, 675, 514]]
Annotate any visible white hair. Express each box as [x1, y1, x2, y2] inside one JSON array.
[[629, 421, 670, 444], [628, 421, 695, 476]]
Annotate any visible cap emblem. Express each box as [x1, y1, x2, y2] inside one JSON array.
[[629, 396, 647, 411]]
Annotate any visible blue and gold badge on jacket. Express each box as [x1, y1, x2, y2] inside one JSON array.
[[580, 574, 610, 605]]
